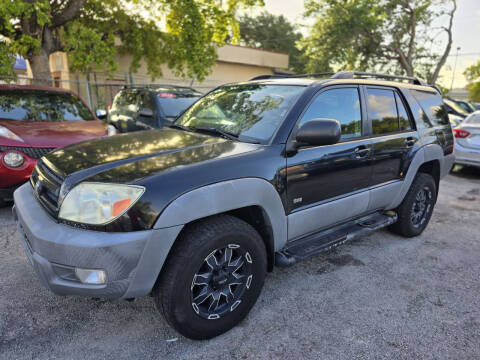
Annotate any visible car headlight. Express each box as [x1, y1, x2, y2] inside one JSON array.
[[58, 182, 145, 225], [3, 151, 25, 168]]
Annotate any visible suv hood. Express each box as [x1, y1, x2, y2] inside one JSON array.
[[43, 128, 260, 186], [0, 119, 107, 148]]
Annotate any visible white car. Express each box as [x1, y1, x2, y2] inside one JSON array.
[[454, 111, 480, 167]]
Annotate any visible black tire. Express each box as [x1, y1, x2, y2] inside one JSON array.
[[389, 173, 437, 237], [0, 198, 7, 208], [154, 215, 267, 340]]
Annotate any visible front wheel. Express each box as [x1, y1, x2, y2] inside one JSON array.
[[389, 173, 437, 237], [154, 215, 267, 340]]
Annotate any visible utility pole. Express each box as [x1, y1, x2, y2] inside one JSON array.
[[450, 46, 461, 91]]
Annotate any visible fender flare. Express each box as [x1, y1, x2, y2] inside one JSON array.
[[153, 178, 288, 251], [388, 143, 452, 209]]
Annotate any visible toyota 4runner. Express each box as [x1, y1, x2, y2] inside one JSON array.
[[13, 72, 455, 340]]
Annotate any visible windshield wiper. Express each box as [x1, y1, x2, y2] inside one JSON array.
[[169, 124, 193, 132], [193, 127, 239, 141]]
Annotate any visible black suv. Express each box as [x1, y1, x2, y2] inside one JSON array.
[[13, 72, 454, 340], [108, 85, 202, 132]]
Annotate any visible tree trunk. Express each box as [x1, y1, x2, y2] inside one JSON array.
[[29, 49, 52, 85]]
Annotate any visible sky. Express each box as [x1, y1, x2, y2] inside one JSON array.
[[256, 0, 480, 89]]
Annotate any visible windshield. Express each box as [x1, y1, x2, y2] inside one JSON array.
[[444, 99, 469, 116], [0, 90, 93, 121], [175, 84, 304, 142], [157, 96, 200, 118]]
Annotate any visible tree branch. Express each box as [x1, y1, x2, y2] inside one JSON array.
[[51, 0, 87, 28], [430, 0, 456, 83]]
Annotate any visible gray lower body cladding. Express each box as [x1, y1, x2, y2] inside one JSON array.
[[13, 183, 182, 299]]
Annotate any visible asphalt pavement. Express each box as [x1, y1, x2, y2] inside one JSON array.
[[1, 166, 479, 360]]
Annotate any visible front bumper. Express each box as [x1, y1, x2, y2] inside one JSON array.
[[13, 183, 183, 299]]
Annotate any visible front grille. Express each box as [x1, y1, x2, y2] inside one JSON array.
[[30, 160, 64, 217], [0, 146, 55, 159]]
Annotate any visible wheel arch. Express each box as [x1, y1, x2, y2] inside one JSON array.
[[388, 144, 450, 209], [153, 178, 288, 271]]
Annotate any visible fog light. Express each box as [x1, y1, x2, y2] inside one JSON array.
[[3, 151, 24, 168], [75, 268, 107, 284]]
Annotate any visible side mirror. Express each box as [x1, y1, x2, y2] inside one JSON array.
[[96, 109, 107, 119], [139, 108, 153, 118], [295, 118, 341, 147]]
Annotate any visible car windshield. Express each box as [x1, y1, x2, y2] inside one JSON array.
[[444, 99, 469, 116], [0, 90, 93, 121], [174, 84, 304, 142], [157, 96, 200, 118]]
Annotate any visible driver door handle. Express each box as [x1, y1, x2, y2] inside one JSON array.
[[354, 146, 370, 158]]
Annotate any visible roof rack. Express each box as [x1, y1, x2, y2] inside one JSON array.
[[122, 84, 197, 90], [250, 71, 428, 86], [250, 73, 334, 81]]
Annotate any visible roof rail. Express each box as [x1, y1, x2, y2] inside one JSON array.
[[250, 72, 334, 81], [332, 71, 427, 86], [122, 84, 196, 90], [250, 71, 429, 86]]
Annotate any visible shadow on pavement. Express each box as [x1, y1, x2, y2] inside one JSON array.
[[450, 164, 480, 180]]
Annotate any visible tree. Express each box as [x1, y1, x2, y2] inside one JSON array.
[[464, 61, 480, 102], [238, 12, 306, 74], [303, 0, 457, 84], [0, 0, 263, 83]]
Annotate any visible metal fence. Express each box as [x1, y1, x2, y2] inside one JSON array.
[[0, 72, 220, 111]]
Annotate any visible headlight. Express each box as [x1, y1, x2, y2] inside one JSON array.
[[107, 124, 117, 136], [3, 151, 24, 168], [59, 182, 145, 225]]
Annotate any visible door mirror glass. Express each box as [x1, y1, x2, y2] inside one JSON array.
[[139, 108, 153, 118], [96, 109, 107, 119], [296, 118, 341, 147]]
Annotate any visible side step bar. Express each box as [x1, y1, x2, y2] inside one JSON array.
[[275, 211, 397, 267]]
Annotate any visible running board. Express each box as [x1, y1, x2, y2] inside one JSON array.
[[275, 211, 397, 267]]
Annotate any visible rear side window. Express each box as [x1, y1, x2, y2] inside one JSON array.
[[412, 90, 449, 126], [298, 88, 362, 140], [367, 88, 398, 134], [0, 90, 92, 121]]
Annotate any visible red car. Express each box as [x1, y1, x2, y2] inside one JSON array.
[[0, 84, 115, 206]]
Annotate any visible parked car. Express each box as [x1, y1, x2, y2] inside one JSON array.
[[13, 71, 454, 340], [0, 84, 116, 206], [443, 98, 469, 126], [453, 111, 480, 167], [107, 85, 202, 133], [447, 98, 477, 114]]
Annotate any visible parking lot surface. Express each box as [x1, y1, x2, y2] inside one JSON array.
[[1, 166, 479, 360]]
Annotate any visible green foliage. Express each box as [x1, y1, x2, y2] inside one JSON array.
[[0, 0, 263, 81], [238, 11, 307, 73], [303, 0, 456, 83], [464, 61, 480, 101]]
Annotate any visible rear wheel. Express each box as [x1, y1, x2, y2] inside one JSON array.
[[389, 173, 437, 237], [154, 215, 267, 340]]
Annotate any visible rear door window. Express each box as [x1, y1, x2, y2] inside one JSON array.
[[298, 87, 362, 140], [395, 92, 412, 131], [366, 88, 399, 135]]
